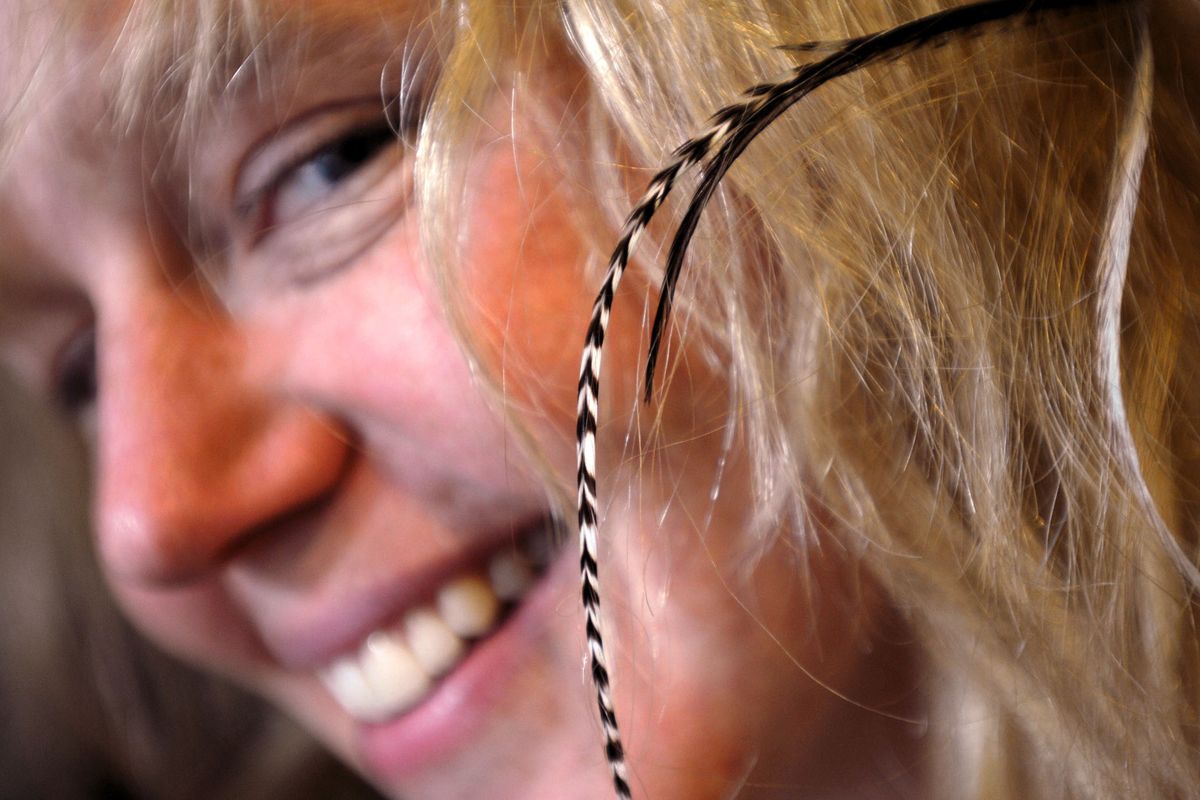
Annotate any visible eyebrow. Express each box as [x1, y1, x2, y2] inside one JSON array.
[[106, 2, 433, 145]]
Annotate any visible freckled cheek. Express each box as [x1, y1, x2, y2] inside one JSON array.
[[458, 149, 645, 460], [457, 144, 737, 502]]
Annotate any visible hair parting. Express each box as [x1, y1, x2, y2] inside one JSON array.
[[573, 0, 1129, 796]]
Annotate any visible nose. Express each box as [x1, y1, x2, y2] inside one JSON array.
[[94, 279, 349, 586]]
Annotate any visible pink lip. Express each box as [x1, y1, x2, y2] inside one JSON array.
[[355, 536, 574, 780], [255, 514, 552, 671]]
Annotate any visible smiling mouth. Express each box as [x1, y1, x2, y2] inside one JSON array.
[[315, 517, 560, 723]]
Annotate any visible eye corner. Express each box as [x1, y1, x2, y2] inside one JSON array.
[[232, 99, 404, 221], [44, 319, 98, 419], [383, 86, 432, 146], [222, 97, 416, 294]]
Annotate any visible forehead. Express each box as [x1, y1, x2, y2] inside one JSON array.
[[0, 0, 438, 306], [0, 0, 432, 169]]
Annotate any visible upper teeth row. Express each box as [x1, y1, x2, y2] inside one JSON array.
[[317, 547, 538, 723]]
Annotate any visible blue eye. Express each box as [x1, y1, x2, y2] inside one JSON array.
[[230, 102, 415, 293], [304, 125, 394, 186], [258, 122, 398, 241]]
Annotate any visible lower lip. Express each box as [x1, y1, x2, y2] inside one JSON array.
[[355, 539, 574, 781]]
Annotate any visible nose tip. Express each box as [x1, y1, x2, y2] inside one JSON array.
[[93, 291, 349, 587], [96, 406, 349, 586]]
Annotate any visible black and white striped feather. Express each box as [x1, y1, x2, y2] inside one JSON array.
[[574, 2, 1118, 796]]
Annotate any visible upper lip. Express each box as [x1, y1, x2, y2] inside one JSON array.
[[230, 512, 551, 672]]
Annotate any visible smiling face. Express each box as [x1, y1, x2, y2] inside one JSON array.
[[0, 1, 885, 797]]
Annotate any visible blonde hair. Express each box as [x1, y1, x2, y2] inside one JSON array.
[[429, 3, 1200, 797], [25, 0, 1200, 797]]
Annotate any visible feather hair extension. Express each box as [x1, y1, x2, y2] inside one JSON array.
[[574, 1, 1120, 797], [644, 0, 1123, 399]]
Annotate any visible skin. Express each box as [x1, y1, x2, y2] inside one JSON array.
[[0, 2, 920, 798]]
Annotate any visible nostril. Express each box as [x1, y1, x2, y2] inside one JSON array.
[[94, 408, 353, 587], [91, 286, 355, 587]]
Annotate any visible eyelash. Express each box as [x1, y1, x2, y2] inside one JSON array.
[[243, 120, 399, 246], [37, 89, 430, 418], [38, 124, 392, 418], [227, 103, 419, 294]]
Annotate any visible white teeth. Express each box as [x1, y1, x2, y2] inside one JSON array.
[[360, 631, 432, 717], [317, 533, 554, 724], [405, 607, 464, 677], [437, 575, 501, 639], [318, 632, 433, 723], [488, 550, 535, 602], [319, 657, 379, 721]]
